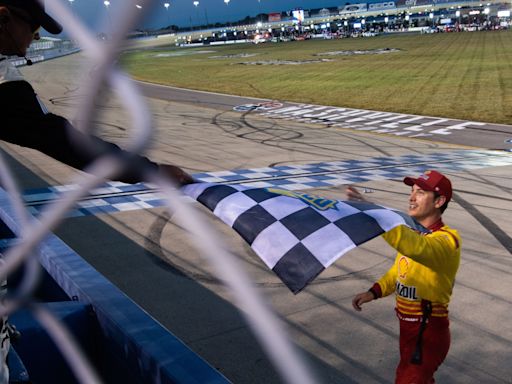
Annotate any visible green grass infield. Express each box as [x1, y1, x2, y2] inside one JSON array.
[[122, 31, 512, 125]]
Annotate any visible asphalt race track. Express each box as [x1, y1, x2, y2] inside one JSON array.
[[3, 53, 512, 383], [136, 80, 512, 151]]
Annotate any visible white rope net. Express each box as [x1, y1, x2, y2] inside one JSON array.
[[0, 1, 319, 383]]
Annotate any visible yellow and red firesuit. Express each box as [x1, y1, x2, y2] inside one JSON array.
[[370, 218, 461, 384]]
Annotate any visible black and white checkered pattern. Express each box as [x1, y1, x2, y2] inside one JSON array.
[[191, 150, 512, 189], [182, 183, 427, 293]]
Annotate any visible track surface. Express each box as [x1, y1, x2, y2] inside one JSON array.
[[3, 53, 511, 383]]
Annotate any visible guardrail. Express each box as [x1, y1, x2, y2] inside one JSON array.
[[0, 187, 230, 383]]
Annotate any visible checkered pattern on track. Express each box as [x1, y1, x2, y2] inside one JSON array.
[[191, 150, 512, 190], [21, 149, 512, 218]]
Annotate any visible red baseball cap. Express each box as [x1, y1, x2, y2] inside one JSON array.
[[403, 170, 452, 202]]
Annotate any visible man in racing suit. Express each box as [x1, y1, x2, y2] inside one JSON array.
[[348, 170, 461, 384], [0, 2, 192, 382]]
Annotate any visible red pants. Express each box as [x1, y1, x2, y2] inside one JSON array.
[[395, 314, 450, 384]]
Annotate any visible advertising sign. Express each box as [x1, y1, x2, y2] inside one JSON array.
[[268, 12, 282, 22], [339, 3, 367, 14], [292, 9, 305, 23]]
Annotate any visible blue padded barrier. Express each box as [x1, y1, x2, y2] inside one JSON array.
[[6, 346, 30, 383], [0, 188, 230, 384], [10, 302, 96, 384]]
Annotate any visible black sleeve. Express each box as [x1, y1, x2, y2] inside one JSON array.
[[0, 80, 159, 184]]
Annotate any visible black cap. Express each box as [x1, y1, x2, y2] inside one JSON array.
[[1, 0, 62, 34]]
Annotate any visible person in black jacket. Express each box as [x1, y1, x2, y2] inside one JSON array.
[[0, 0, 194, 185], [0, 2, 193, 382]]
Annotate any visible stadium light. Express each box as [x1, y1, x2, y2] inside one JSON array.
[[193, 1, 199, 7], [135, 4, 142, 9], [103, 0, 110, 7], [224, 0, 230, 4], [164, 2, 170, 9]]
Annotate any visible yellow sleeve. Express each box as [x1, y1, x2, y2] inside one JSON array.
[[382, 225, 460, 271], [377, 261, 398, 297]]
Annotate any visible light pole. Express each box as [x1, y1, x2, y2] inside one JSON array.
[[68, 0, 75, 17], [164, 3, 171, 28], [135, 4, 143, 32], [193, 1, 199, 30], [103, 0, 111, 29], [223, 0, 229, 29], [483, 7, 490, 27]]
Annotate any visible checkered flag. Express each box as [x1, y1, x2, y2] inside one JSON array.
[[182, 183, 427, 294]]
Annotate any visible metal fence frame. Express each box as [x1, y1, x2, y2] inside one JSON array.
[[0, 1, 319, 383]]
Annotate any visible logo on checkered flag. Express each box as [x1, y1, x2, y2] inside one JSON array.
[[182, 183, 427, 293]]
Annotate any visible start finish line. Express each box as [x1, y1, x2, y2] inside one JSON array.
[[263, 105, 483, 137], [231, 101, 512, 149]]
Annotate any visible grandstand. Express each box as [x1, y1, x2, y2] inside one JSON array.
[[144, 0, 511, 46]]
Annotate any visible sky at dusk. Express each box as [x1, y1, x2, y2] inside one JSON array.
[[61, 0, 351, 32]]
